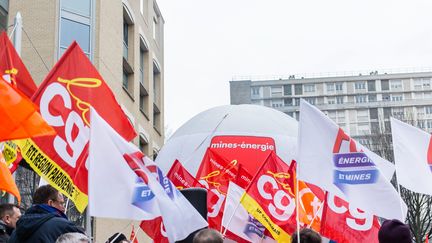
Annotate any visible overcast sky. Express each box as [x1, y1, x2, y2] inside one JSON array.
[[157, 0, 432, 135]]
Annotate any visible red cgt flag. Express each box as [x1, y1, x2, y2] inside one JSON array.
[[320, 193, 381, 243], [0, 31, 37, 98], [16, 42, 136, 212], [196, 148, 238, 230], [240, 151, 296, 242]]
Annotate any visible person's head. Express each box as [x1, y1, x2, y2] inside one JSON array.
[[291, 228, 322, 243], [106, 233, 128, 243], [56, 232, 90, 243], [0, 203, 21, 228], [192, 228, 223, 243], [33, 185, 66, 213], [378, 219, 412, 243]]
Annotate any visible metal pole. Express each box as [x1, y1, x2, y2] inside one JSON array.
[[8, 12, 22, 205], [12, 12, 22, 56]]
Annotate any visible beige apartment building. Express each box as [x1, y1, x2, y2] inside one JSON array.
[[231, 70, 432, 149], [8, 0, 164, 241]]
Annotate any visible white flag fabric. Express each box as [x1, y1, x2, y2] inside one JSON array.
[[89, 108, 208, 242], [222, 182, 275, 243], [391, 117, 432, 195], [88, 109, 159, 221], [297, 100, 407, 220]]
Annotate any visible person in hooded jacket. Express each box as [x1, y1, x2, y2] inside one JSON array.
[[8, 185, 85, 243]]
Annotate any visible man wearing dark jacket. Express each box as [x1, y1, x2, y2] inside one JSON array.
[[8, 185, 85, 243], [0, 203, 21, 242]]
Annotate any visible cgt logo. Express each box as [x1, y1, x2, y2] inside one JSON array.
[[256, 172, 295, 221], [327, 194, 373, 231]]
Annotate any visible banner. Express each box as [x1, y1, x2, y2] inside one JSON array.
[[297, 99, 407, 220], [140, 217, 168, 243], [240, 152, 296, 242], [166, 159, 203, 189], [210, 136, 276, 175], [196, 148, 238, 229], [320, 193, 380, 243], [19, 42, 136, 212], [1, 141, 22, 173], [391, 118, 432, 195]]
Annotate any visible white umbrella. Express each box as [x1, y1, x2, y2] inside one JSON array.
[[156, 104, 299, 176]]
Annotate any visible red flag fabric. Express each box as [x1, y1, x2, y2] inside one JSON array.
[[320, 193, 380, 243], [196, 148, 238, 230], [129, 225, 138, 243], [0, 77, 55, 142], [0, 31, 37, 98], [166, 159, 203, 189], [235, 164, 253, 189], [0, 152, 20, 203], [140, 217, 169, 243], [16, 42, 136, 212], [240, 151, 296, 242]]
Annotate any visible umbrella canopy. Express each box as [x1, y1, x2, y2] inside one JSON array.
[[156, 104, 299, 176]]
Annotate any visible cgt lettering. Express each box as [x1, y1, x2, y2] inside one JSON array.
[[40, 82, 89, 169], [257, 174, 295, 221]]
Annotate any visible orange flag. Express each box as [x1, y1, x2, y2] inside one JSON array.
[[0, 77, 55, 142], [0, 152, 20, 203], [0, 31, 37, 98]]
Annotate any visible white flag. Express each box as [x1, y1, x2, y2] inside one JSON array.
[[89, 108, 208, 242], [222, 182, 275, 243], [297, 100, 407, 220], [88, 109, 159, 221], [391, 117, 432, 195]]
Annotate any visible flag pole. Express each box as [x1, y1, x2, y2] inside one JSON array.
[[295, 171, 301, 243], [7, 12, 22, 205], [306, 202, 324, 229]]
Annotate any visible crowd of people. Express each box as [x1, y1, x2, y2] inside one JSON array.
[[0, 184, 414, 243]]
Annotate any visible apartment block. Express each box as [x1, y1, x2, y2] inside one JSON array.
[[231, 71, 432, 145]]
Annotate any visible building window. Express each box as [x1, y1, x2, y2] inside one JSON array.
[[283, 85, 292, 95], [391, 94, 403, 102], [427, 120, 432, 129], [59, 0, 92, 58], [327, 83, 335, 92], [381, 80, 389, 91], [139, 133, 148, 154], [294, 84, 303, 95], [423, 79, 431, 89], [418, 120, 425, 129], [153, 60, 161, 133], [367, 80, 376, 91], [304, 84, 316, 93], [357, 110, 369, 122], [414, 79, 423, 90], [139, 37, 149, 118], [336, 96, 344, 104], [425, 106, 432, 115], [390, 80, 402, 90], [335, 83, 343, 92], [153, 5, 161, 42], [355, 95, 367, 103], [271, 99, 283, 108], [382, 94, 390, 101], [370, 108, 378, 119], [294, 98, 300, 106], [0, 0, 8, 31], [252, 87, 260, 95], [368, 94, 377, 102], [337, 111, 346, 123], [271, 86, 283, 97], [327, 97, 335, 104], [392, 107, 404, 118], [304, 97, 316, 105], [284, 98, 292, 106], [355, 81, 366, 90]]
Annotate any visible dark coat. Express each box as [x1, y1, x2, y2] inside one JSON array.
[[0, 220, 12, 243], [8, 205, 84, 243]]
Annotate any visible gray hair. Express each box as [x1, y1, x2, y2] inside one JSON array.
[[56, 232, 90, 243]]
